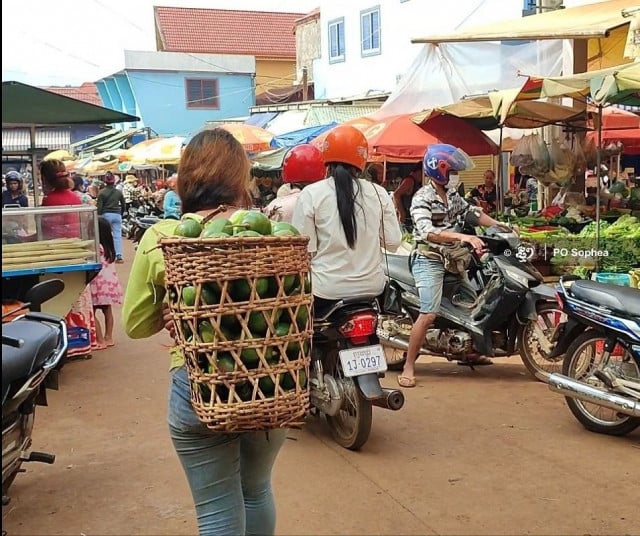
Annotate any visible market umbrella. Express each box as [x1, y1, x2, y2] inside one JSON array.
[[43, 149, 75, 162], [218, 124, 274, 153], [139, 136, 185, 165], [412, 92, 586, 131], [364, 113, 498, 161], [585, 107, 640, 155], [514, 62, 640, 106], [310, 116, 376, 149]]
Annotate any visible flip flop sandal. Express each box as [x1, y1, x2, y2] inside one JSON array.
[[397, 375, 416, 388]]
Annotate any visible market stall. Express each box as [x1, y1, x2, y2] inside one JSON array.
[[2, 80, 138, 349]]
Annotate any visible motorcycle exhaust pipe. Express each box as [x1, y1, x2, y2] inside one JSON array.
[[372, 388, 405, 411], [548, 373, 640, 417], [377, 331, 430, 356]]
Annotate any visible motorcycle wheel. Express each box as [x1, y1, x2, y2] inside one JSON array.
[[518, 302, 566, 382], [325, 376, 373, 451], [562, 331, 640, 436]]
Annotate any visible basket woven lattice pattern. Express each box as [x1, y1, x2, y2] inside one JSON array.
[[160, 235, 312, 432]]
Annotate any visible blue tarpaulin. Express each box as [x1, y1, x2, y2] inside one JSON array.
[[245, 112, 278, 129], [270, 122, 338, 148]]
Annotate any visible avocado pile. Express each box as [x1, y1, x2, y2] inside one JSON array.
[[168, 209, 311, 404]]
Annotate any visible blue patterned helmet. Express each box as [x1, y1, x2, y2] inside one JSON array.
[[423, 144, 474, 185]]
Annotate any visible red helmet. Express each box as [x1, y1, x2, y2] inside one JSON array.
[[320, 125, 368, 172], [282, 144, 326, 184]]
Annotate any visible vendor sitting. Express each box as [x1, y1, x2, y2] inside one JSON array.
[[467, 169, 497, 213]]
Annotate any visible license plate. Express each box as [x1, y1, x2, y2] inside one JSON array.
[[338, 344, 387, 377]]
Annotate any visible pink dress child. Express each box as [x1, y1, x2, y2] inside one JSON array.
[[91, 245, 124, 306]]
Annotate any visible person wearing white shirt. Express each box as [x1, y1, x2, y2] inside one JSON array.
[[292, 127, 402, 315]]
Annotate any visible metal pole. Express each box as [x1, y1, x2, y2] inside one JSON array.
[[497, 126, 504, 213], [30, 125, 39, 207], [595, 104, 602, 272]]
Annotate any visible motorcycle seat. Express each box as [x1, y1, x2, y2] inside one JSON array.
[[571, 280, 640, 317], [2, 320, 59, 403], [314, 295, 379, 323], [383, 253, 415, 288]]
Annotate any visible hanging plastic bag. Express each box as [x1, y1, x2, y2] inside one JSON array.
[[510, 133, 550, 178], [543, 138, 575, 186], [582, 136, 597, 168], [573, 136, 587, 178]]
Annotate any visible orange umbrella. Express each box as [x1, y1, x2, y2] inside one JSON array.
[[218, 124, 274, 152], [311, 116, 376, 149], [364, 114, 498, 161]]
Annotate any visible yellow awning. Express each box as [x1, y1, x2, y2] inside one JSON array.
[[412, 0, 631, 43]]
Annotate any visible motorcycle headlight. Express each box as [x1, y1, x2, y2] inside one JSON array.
[[502, 266, 532, 289]]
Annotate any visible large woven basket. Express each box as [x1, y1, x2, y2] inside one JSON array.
[[160, 235, 312, 432]]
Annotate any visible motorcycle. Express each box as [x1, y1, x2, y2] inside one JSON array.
[[130, 201, 162, 246], [309, 297, 405, 450], [378, 218, 561, 382], [548, 277, 640, 436], [2, 279, 68, 504]]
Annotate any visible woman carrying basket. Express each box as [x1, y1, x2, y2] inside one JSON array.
[[121, 128, 286, 536]]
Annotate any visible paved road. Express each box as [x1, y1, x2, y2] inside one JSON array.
[[3, 241, 639, 535]]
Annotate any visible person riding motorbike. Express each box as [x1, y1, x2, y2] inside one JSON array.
[[291, 125, 402, 316], [397, 144, 505, 388], [2, 171, 29, 208], [264, 144, 326, 223]]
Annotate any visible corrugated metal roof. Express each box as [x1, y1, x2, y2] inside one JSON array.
[[2, 128, 71, 152], [305, 105, 381, 126]]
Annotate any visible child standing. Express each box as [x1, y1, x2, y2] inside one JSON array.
[[91, 217, 124, 349]]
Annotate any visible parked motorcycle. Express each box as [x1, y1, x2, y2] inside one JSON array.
[[2, 279, 68, 504], [309, 297, 405, 450], [378, 220, 561, 382], [130, 201, 162, 246], [548, 277, 640, 436]]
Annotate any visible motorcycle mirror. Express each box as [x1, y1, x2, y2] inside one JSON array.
[[23, 279, 65, 311]]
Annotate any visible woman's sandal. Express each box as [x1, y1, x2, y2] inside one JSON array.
[[397, 375, 416, 388]]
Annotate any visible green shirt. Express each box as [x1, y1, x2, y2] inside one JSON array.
[[121, 219, 184, 369]]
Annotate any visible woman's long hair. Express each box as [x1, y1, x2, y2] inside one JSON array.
[[97, 217, 116, 264], [328, 163, 361, 249], [178, 128, 252, 213]]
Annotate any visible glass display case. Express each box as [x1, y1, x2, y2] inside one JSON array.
[[2, 205, 101, 277]]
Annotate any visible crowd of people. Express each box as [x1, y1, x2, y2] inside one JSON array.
[[5, 131, 513, 535]]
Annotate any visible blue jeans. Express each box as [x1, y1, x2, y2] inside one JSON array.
[[410, 253, 446, 314], [101, 212, 123, 258], [167, 366, 286, 536]]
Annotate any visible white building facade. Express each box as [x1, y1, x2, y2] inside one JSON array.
[[312, 0, 605, 100]]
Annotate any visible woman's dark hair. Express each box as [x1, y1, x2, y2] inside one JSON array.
[[39, 159, 72, 191], [328, 163, 360, 249], [177, 128, 251, 213], [72, 176, 84, 191], [97, 217, 116, 264]]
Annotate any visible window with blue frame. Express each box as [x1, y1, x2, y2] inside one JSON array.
[[328, 18, 345, 63], [361, 6, 381, 57]]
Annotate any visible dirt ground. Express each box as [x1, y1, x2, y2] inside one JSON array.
[[3, 241, 639, 536]]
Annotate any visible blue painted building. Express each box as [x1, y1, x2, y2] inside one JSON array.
[[95, 51, 256, 137]]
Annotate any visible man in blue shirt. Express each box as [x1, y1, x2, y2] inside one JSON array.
[[163, 174, 181, 220]]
